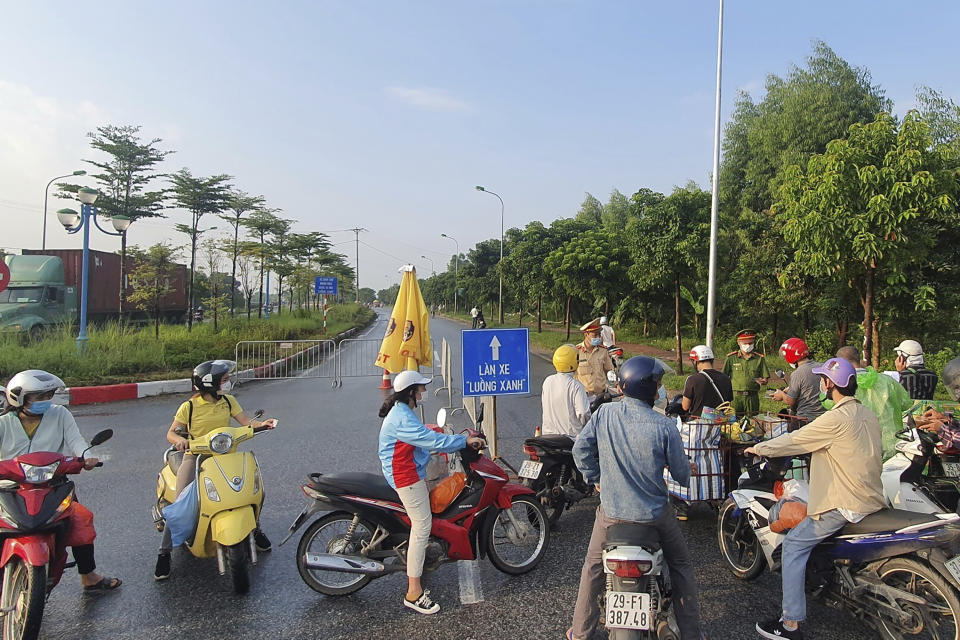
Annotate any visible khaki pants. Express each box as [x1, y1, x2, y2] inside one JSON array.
[[396, 480, 432, 578]]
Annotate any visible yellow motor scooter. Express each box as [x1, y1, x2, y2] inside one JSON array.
[[153, 419, 271, 593]]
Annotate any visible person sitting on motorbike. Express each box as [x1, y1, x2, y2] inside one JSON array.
[[835, 346, 913, 459], [915, 356, 960, 450], [540, 345, 591, 438], [0, 370, 121, 591], [568, 356, 703, 640], [599, 316, 616, 348], [894, 339, 939, 400], [377, 370, 484, 615], [155, 360, 277, 580], [682, 344, 733, 418], [574, 318, 615, 403], [746, 358, 885, 640], [770, 338, 824, 425]]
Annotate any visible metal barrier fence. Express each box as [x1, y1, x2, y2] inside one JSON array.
[[234, 339, 338, 385], [334, 338, 436, 387]]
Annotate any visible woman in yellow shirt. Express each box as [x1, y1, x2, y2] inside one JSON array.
[[154, 360, 277, 580]]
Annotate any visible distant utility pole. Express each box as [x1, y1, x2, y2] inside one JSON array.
[[349, 227, 367, 302]]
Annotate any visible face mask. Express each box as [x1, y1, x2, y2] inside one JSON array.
[[590, 338, 602, 347], [654, 385, 667, 408], [26, 400, 53, 415], [739, 343, 754, 354], [789, 362, 797, 370], [220, 380, 233, 393]]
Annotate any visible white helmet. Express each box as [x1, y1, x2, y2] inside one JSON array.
[[895, 339, 924, 366], [689, 345, 715, 362], [5, 370, 65, 408], [393, 370, 432, 393], [600, 316, 609, 325]]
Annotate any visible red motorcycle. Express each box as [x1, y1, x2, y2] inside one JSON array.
[[283, 408, 550, 595], [0, 429, 112, 640]]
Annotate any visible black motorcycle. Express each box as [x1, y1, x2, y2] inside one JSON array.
[[519, 435, 595, 526]]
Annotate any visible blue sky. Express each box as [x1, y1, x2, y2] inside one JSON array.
[[2, 1, 957, 291]]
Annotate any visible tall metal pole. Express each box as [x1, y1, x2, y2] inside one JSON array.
[[349, 227, 367, 302], [43, 171, 85, 250], [77, 204, 91, 349], [441, 233, 460, 315], [475, 186, 505, 324], [705, 0, 724, 350]]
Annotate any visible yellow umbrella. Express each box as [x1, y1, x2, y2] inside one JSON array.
[[376, 265, 432, 373]]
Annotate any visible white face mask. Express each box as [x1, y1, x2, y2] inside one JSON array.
[[739, 343, 754, 354], [654, 385, 667, 408], [220, 379, 233, 393]]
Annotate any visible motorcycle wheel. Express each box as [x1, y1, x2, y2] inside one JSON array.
[[486, 495, 549, 575], [875, 557, 960, 640], [716, 498, 764, 580], [297, 512, 374, 596], [226, 542, 250, 594], [1, 557, 46, 640]]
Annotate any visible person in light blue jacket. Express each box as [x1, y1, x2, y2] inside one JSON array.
[[568, 357, 703, 640], [377, 370, 483, 616]]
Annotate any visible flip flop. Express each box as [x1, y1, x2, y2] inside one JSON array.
[[83, 576, 122, 591]]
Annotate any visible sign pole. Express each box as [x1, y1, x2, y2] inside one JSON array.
[[322, 294, 327, 334]]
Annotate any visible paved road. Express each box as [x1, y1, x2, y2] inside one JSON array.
[[40, 311, 874, 639]]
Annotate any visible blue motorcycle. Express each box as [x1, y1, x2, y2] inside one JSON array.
[[718, 455, 960, 639]]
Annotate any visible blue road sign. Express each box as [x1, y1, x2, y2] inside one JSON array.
[[314, 276, 338, 295], [462, 328, 530, 396]]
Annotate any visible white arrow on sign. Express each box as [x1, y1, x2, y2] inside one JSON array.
[[489, 335, 501, 361]]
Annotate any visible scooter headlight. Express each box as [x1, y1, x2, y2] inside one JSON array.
[[203, 476, 221, 502], [20, 461, 59, 484], [209, 433, 234, 454]]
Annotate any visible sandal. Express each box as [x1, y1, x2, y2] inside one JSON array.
[[83, 576, 122, 591]]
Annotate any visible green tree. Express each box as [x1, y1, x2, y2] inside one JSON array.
[[169, 169, 232, 330], [127, 243, 178, 338], [240, 208, 284, 317], [776, 112, 958, 365], [220, 189, 265, 317]]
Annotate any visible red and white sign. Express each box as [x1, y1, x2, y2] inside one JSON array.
[[0, 260, 9, 294]]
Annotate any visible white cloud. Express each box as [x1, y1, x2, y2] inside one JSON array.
[[385, 86, 473, 113]]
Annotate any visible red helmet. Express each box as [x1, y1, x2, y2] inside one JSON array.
[[779, 338, 809, 366]]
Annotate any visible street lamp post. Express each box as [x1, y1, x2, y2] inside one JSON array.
[[57, 188, 131, 350], [420, 255, 435, 275], [440, 233, 459, 315], [43, 170, 86, 250], [475, 185, 504, 323]]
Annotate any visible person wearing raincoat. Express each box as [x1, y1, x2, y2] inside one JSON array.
[[835, 347, 913, 460]]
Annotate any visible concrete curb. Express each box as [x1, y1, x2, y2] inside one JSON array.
[[57, 325, 365, 407]]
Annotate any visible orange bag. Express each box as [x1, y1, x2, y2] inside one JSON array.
[[770, 500, 807, 533], [429, 472, 466, 514], [63, 502, 97, 547]]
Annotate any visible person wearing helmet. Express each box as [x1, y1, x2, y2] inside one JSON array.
[[771, 338, 825, 424], [914, 357, 960, 450], [721, 329, 770, 418], [569, 357, 703, 640], [836, 346, 913, 459], [575, 318, 615, 402], [541, 345, 591, 438], [682, 344, 733, 418], [0, 370, 121, 591], [747, 358, 884, 640], [894, 339, 938, 400], [378, 370, 484, 615], [598, 316, 616, 349], [155, 360, 278, 581]]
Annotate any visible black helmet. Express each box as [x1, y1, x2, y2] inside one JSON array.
[[192, 360, 236, 396], [618, 356, 664, 405], [944, 357, 960, 402]]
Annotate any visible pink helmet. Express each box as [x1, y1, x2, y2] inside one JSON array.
[[812, 358, 856, 387]]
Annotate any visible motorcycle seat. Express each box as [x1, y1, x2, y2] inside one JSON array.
[[604, 523, 661, 551], [839, 508, 941, 536], [524, 435, 574, 450], [165, 448, 184, 474], [311, 472, 400, 503]]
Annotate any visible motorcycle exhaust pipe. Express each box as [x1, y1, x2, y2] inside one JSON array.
[[302, 552, 394, 575]]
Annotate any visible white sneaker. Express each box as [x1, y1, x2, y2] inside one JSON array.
[[403, 590, 440, 615]]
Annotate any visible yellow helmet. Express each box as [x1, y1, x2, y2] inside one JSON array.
[[553, 344, 579, 373]]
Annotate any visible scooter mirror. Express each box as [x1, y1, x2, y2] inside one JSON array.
[[476, 404, 485, 426], [89, 429, 113, 447], [775, 369, 786, 379], [436, 408, 447, 428], [253, 409, 265, 419]]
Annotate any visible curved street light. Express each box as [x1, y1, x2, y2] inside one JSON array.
[[440, 233, 460, 315], [43, 170, 86, 250], [420, 255, 435, 275], [475, 185, 504, 323]]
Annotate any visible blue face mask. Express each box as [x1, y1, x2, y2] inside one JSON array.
[[590, 338, 602, 346], [27, 400, 53, 415]]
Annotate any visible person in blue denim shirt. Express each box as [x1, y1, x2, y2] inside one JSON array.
[[567, 356, 704, 640]]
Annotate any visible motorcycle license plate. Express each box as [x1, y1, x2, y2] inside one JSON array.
[[943, 462, 960, 477], [946, 554, 960, 585], [518, 460, 543, 480], [606, 591, 652, 630]]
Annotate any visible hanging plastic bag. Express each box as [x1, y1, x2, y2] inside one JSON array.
[[769, 499, 807, 533], [162, 479, 199, 547], [430, 472, 466, 513], [781, 478, 810, 503]]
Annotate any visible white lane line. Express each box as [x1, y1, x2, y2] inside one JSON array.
[[457, 559, 484, 604]]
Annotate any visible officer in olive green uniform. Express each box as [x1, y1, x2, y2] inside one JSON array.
[[721, 329, 770, 417]]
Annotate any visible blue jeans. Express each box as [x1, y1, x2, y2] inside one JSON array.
[[781, 509, 848, 622]]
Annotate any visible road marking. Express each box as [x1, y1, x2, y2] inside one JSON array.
[[457, 559, 484, 604]]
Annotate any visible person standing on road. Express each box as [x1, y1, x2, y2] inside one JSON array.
[[682, 345, 733, 418], [568, 356, 704, 640], [836, 346, 913, 459], [722, 330, 769, 418], [540, 345, 591, 438], [0, 370, 121, 591], [575, 319, 615, 403], [378, 370, 484, 615], [470, 306, 479, 329], [747, 358, 885, 640], [771, 338, 824, 425], [155, 360, 278, 581], [894, 339, 938, 400]]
